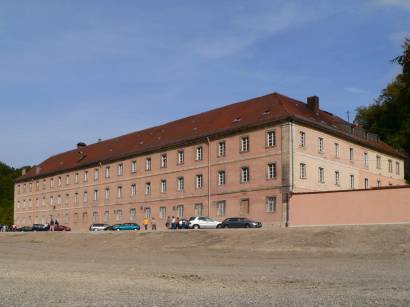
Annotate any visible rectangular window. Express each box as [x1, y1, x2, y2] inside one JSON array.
[[241, 167, 249, 183], [105, 166, 110, 178], [159, 207, 167, 219], [364, 152, 368, 167], [74, 193, 79, 205], [240, 136, 249, 152], [335, 171, 340, 186], [93, 190, 98, 201], [115, 209, 123, 222], [50, 179, 54, 188], [83, 191, 88, 203], [131, 161, 137, 173], [130, 184, 137, 197], [240, 199, 250, 215], [318, 137, 324, 153], [266, 130, 276, 147], [130, 208, 136, 222], [396, 162, 400, 175], [335, 143, 340, 158], [117, 163, 123, 176], [177, 150, 184, 165], [350, 175, 355, 189], [117, 186, 122, 199], [144, 207, 152, 219], [58, 176, 62, 186], [266, 197, 276, 212], [160, 154, 167, 168], [36, 181, 39, 191], [365, 178, 369, 189], [177, 177, 184, 191], [196, 174, 203, 189], [349, 148, 354, 161], [196, 146, 203, 161], [267, 163, 276, 179], [176, 205, 184, 218], [84, 171, 88, 182], [94, 168, 99, 180], [145, 182, 151, 195], [194, 203, 203, 216], [300, 163, 307, 179], [57, 196, 61, 205], [75, 173, 79, 184], [105, 188, 110, 200], [300, 131, 306, 147], [218, 141, 226, 157], [217, 201, 226, 216], [161, 180, 167, 193], [145, 158, 152, 171], [65, 175, 70, 185], [104, 211, 109, 223], [29, 183, 32, 192], [388, 160, 393, 173], [93, 211, 98, 223], [319, 167, 325, 183], [218, 171, 226, 185], [376, 156, 381, 169]]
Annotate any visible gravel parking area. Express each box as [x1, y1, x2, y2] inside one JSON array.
[[0, 224, 409, 306]]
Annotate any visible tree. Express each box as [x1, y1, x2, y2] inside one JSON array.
[[355, 38, 410, 181], [0, 162, 29, 225]]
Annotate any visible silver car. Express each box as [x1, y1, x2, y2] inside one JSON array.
[[188, 216, 222, 229], [89, 223, 110, 231]]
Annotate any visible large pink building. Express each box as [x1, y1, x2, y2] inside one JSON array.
[[14, 93, 406, 230]]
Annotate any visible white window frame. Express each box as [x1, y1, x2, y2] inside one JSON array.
[[160, 179, 167, 193], [241, 167, 249, 183], [318, 137, 324, 153], [267, 163, 276, 179], [266, 130, 276, 147], [335, 171, 340, 186], [177, 150, 184, 165], [266, 196, 276, 212], [300, 163, 307, 179], [130, 184, 137, 197], [240, 136, 249, 152], [117, 186, 123, 199], [218, 171, 226, 185], [218, 141, 226, 157], [105, 166, 110, 178], [177, 177, 184, 191], [117, 163, 123, 176], [196, 174, 203, 189], [131, 161, 137, 173], [335, 143, 340, 158], [319, 167, 325, 183], [217, 200, 226, 216], [300, 131, 306, 147], [196, 146, 203, 161], [145, 182, 151, 195], [145, 158, 152, 171]]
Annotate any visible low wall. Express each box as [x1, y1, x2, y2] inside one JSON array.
[[289, 186, 410, 227]]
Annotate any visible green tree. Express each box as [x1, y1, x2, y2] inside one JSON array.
[[355, 38, 410, 181], [0, 162, 29, 225]]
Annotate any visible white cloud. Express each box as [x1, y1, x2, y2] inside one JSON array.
[[344, 87, 369, 94], [190, 3, 320, 58], [375, 0, 410, 10]]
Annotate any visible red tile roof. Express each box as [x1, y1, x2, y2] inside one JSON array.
[[16, 92, 406, 183]]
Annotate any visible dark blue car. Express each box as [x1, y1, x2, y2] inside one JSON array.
[[110, 223, 140, 231]]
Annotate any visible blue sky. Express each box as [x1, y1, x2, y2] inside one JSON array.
[[1, 0, 409, 168]]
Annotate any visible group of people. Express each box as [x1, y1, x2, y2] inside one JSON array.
[[165, 216, 189, 229]]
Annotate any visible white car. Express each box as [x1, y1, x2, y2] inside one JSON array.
[[89, 223, 110, 231], [188, 216, 222, 229]]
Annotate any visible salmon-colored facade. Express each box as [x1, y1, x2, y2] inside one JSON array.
[[14, 93, 406, 230], [289, 186, 410, 226]]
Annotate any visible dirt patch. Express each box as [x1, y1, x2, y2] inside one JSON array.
[[0, 224, 409, 306]]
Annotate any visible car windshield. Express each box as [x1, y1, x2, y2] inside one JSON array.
[[189, 217, 196, 221]]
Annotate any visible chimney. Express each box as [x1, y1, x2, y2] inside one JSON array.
[[77, 142, 87, 148], [307, 96, 319, 114]]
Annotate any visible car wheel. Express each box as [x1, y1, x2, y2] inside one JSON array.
[[216, 224, 222, 229], [245, 224, 250, 228], [193, 224, 200, 229], [223, 225, 229, 229]]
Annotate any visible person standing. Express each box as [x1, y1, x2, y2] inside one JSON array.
[[171, 216, 176, 230], [151, 217, 157, 230], [143, 217, 149, 230], [49, 215, 55, 232], [166, 216, 171, 229]]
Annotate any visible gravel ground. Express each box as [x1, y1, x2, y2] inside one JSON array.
[[0, 224, 410, 306]]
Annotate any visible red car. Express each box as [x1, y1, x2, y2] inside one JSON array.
[[54, 224, 71, 231]]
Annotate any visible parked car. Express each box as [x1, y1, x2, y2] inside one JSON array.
[[108, 223, 140, 231], [188, 216, 222, 229], [89, 223, 111, 231], [54, 224, 71, 231], [220, 218, 262, 228], [16, 226, 34, 232], [32, 224, 50, 231]]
